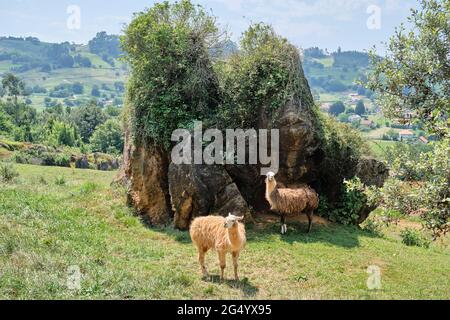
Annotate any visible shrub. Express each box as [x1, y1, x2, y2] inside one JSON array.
[[122, 0, 221, 148], [377, 139, 449, 239], [400, 228, 430, 248], [0, 162, 19, 182], [217, 23, 313, 129], [317, 114, 369, 191], [362, 219, 383, 236], [325, 178, 369, 225]]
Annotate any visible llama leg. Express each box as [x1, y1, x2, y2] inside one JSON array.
[[232, 251, 240, 281], [280, 215, 286, 235], [307, 211, 313, 233], [198, 248, 208, 277], [218, 251, 226, 281]]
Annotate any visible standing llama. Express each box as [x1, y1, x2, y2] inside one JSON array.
[[265, 172, 319, 234], [190, 213, 246, 280]]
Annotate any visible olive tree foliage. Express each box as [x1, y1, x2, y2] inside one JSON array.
[[121, 0, 222, 148], [366, 0, 449, 137]]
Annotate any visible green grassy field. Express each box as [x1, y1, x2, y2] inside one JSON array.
[[368, 140, 399, 159], [0, 164, 449, 300]]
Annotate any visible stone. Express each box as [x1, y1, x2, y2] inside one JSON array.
[[168, 163, 251, 230]]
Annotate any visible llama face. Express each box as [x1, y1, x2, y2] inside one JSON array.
[[266, 171, 276, 182], [224, 213, 243, 228]]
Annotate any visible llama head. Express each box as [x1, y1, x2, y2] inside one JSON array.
[[224, 213, 244, 228], [266, 171, 276, 183]]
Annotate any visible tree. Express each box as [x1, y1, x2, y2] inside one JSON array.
[[2, 73, 25, 103], [71, 101, 106, 142], [90, 118, 124, 154], [91, 85, 100, 97], [72, 82, 84, 94], [355, 100, 366, 116], [46, 120, 79, 147], [329, 101, 345, 116], [88, 32, 122, 58], [0, 108, 12, 133], [367, 0, 449, 136]]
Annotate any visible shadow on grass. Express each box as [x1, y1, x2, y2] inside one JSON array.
[[246, 220, 383, 248], [204, 275, 258, 297], [147, 217, 383, 249]]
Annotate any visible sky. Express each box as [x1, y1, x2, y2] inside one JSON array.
[[0, 0, 420, 52]]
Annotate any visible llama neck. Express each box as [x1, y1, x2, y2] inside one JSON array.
[[266, 180, 278, 199], [227, 225, 242, 248]]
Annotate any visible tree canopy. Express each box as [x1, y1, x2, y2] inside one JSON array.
[[367, 0, 449, 137], [329, 101, 345, 116]]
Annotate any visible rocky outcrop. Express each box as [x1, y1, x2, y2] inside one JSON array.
[[123, 134, 172, 225], [168, 164, 251, 230], [225, 95, 322, 213], [274, 97, 321, 185], [356, 157, 389, 224], [356, 157, 389, 188]]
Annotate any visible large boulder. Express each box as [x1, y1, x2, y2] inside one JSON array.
[[225, 94, 322, 213], [122, 129, 172, 225], [356, 156, 389, 188], [169, 163, 251, 230], [356, 157, 389, 224]]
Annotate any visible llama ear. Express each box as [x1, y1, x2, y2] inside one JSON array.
[[236, 216, 244, 221], [228, 213, 232, 217]]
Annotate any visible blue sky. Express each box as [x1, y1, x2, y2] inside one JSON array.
[[0, 0, 419, 52]]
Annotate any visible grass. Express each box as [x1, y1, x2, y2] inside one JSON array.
[[368, 140, 400, 160], [0, 163, 449, 300]]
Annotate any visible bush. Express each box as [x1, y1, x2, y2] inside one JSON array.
[[362, 218, 383, 236], [122, 0, 221, 148], [377, 139, 449, 239], [317, 114, 369, 189], [324, 178, 370, 225], [400, 228, 430, 248], [0, 162, 19, 182], [217, 23, 313, 129]]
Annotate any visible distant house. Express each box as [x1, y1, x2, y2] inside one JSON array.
[[399, 129, 415, 140], [348, 115, 362, 123], [348, 93, 359, 103], [418, 136, 429, 144], [320, 103, 331, 112], [360, 119, 374, 128]]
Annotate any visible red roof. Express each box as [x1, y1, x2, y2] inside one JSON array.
[[399, 130, 414, 136]]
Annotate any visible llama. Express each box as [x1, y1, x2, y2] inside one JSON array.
[[190, 213, 246, 280], [265, 172, 319, 234]]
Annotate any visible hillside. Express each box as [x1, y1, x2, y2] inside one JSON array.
[[0, 35, 126, 110], [0, 164, 448, 299], [0, 36, 372, 111], [302, 48, 372, 103]]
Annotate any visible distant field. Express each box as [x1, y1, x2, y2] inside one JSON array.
[[0, 163, 448, 299], [368, 140, 399, 159], [364, 127, 403, 140], [19, 67, 126, 89], [313, 57, 334, 68]]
